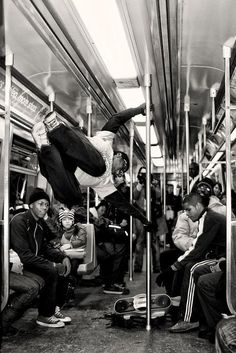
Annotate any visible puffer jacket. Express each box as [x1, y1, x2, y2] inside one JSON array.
[[172, 195, 226, 251], [174, 209, 226, 270], [10, 210, 65, 273]]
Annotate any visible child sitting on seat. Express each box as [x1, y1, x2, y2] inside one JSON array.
[[59, 209, 87, 251], [59, 209, 87, 297]]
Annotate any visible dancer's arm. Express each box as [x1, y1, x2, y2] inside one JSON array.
[[104, 190, 149, 225], [101, 104, 146, 134]]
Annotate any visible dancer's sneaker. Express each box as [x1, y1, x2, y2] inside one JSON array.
[[44, 111, 60, 132], [36, 315, 65, 328], [31, 122, 49, 149], [54, 306, 71, 324]]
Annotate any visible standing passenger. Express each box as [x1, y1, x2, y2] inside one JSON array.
[[133, 167, 158, 273], [90, 201, 129, 295]]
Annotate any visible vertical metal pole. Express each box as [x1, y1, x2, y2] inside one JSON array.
[[163, 142, 167, 250], [144, 73, 152, 331], [223, 44, 235, 314], [184, 96, 190, 194], [181, 154, 184, 198], [198, 132, 203, 179], [49, 92, 55, 112], [195, 143, 199, 164], [87, 96, 92, 223], [2, 53, 13, 312], [210, 88, 216, 131], [163, 140, 166, 211], [129, 121, 134, 281], [202, 117, 207, 148]]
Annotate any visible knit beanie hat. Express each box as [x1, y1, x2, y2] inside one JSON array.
[[29, 188, 50, 205], [59, 209, 75, 223], [197, 178, 214, 193]]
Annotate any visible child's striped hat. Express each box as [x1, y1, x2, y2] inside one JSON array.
[[58, 209, 74, 223]]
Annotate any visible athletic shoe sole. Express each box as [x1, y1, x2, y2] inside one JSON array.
[[169, 322, 199, 333], [103, 289, 123, 295], [36, 320, 65, 328], [56, 317, 72, 324]]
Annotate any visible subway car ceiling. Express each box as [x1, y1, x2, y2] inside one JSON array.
[[2, 0, 236, 173]]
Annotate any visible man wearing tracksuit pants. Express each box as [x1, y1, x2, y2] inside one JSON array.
[[156, 193, 226, 333]]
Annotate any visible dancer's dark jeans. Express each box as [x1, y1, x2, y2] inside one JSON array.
[[38, 106, 148, 223]]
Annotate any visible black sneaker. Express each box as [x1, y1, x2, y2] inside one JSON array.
[[114, 283, 130, 295], [103, 284, 125, 295], [116, 282, 126, 288]]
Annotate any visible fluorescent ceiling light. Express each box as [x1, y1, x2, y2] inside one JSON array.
[[202, 151, 224, 177], [73, 0, 137, 79], [211, 151, 224, 163], [136, 125, 158, 145], [118, 87, 145, 109], [151, 145, 162, 158], [231, 127, 236, 142], [152, 159, 164, 167], [152, 145, 164, 168]]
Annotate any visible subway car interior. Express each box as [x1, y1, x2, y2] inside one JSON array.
[[0, 0, 236, 352]]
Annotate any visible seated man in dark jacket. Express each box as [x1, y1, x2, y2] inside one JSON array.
[[10, 188, 72, 328]]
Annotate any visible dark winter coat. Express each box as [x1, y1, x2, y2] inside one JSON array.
[[10, 210, 65, 273]]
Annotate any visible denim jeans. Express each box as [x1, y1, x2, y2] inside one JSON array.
[[1, 271, 44, 332]]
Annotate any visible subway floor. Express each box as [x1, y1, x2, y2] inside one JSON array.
[[1, 271, 215, 353]]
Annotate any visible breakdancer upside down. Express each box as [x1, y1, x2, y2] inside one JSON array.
[[32, 104, 151, 227]]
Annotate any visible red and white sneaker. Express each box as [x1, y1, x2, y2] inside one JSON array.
[[31, 122, 49, 149]]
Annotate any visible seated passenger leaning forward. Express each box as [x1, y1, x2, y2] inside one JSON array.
[[31, 105, 151, 228], [159, 177, 226, 296], [156, 193, 226, 333], [10, 188, 72, 328]]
